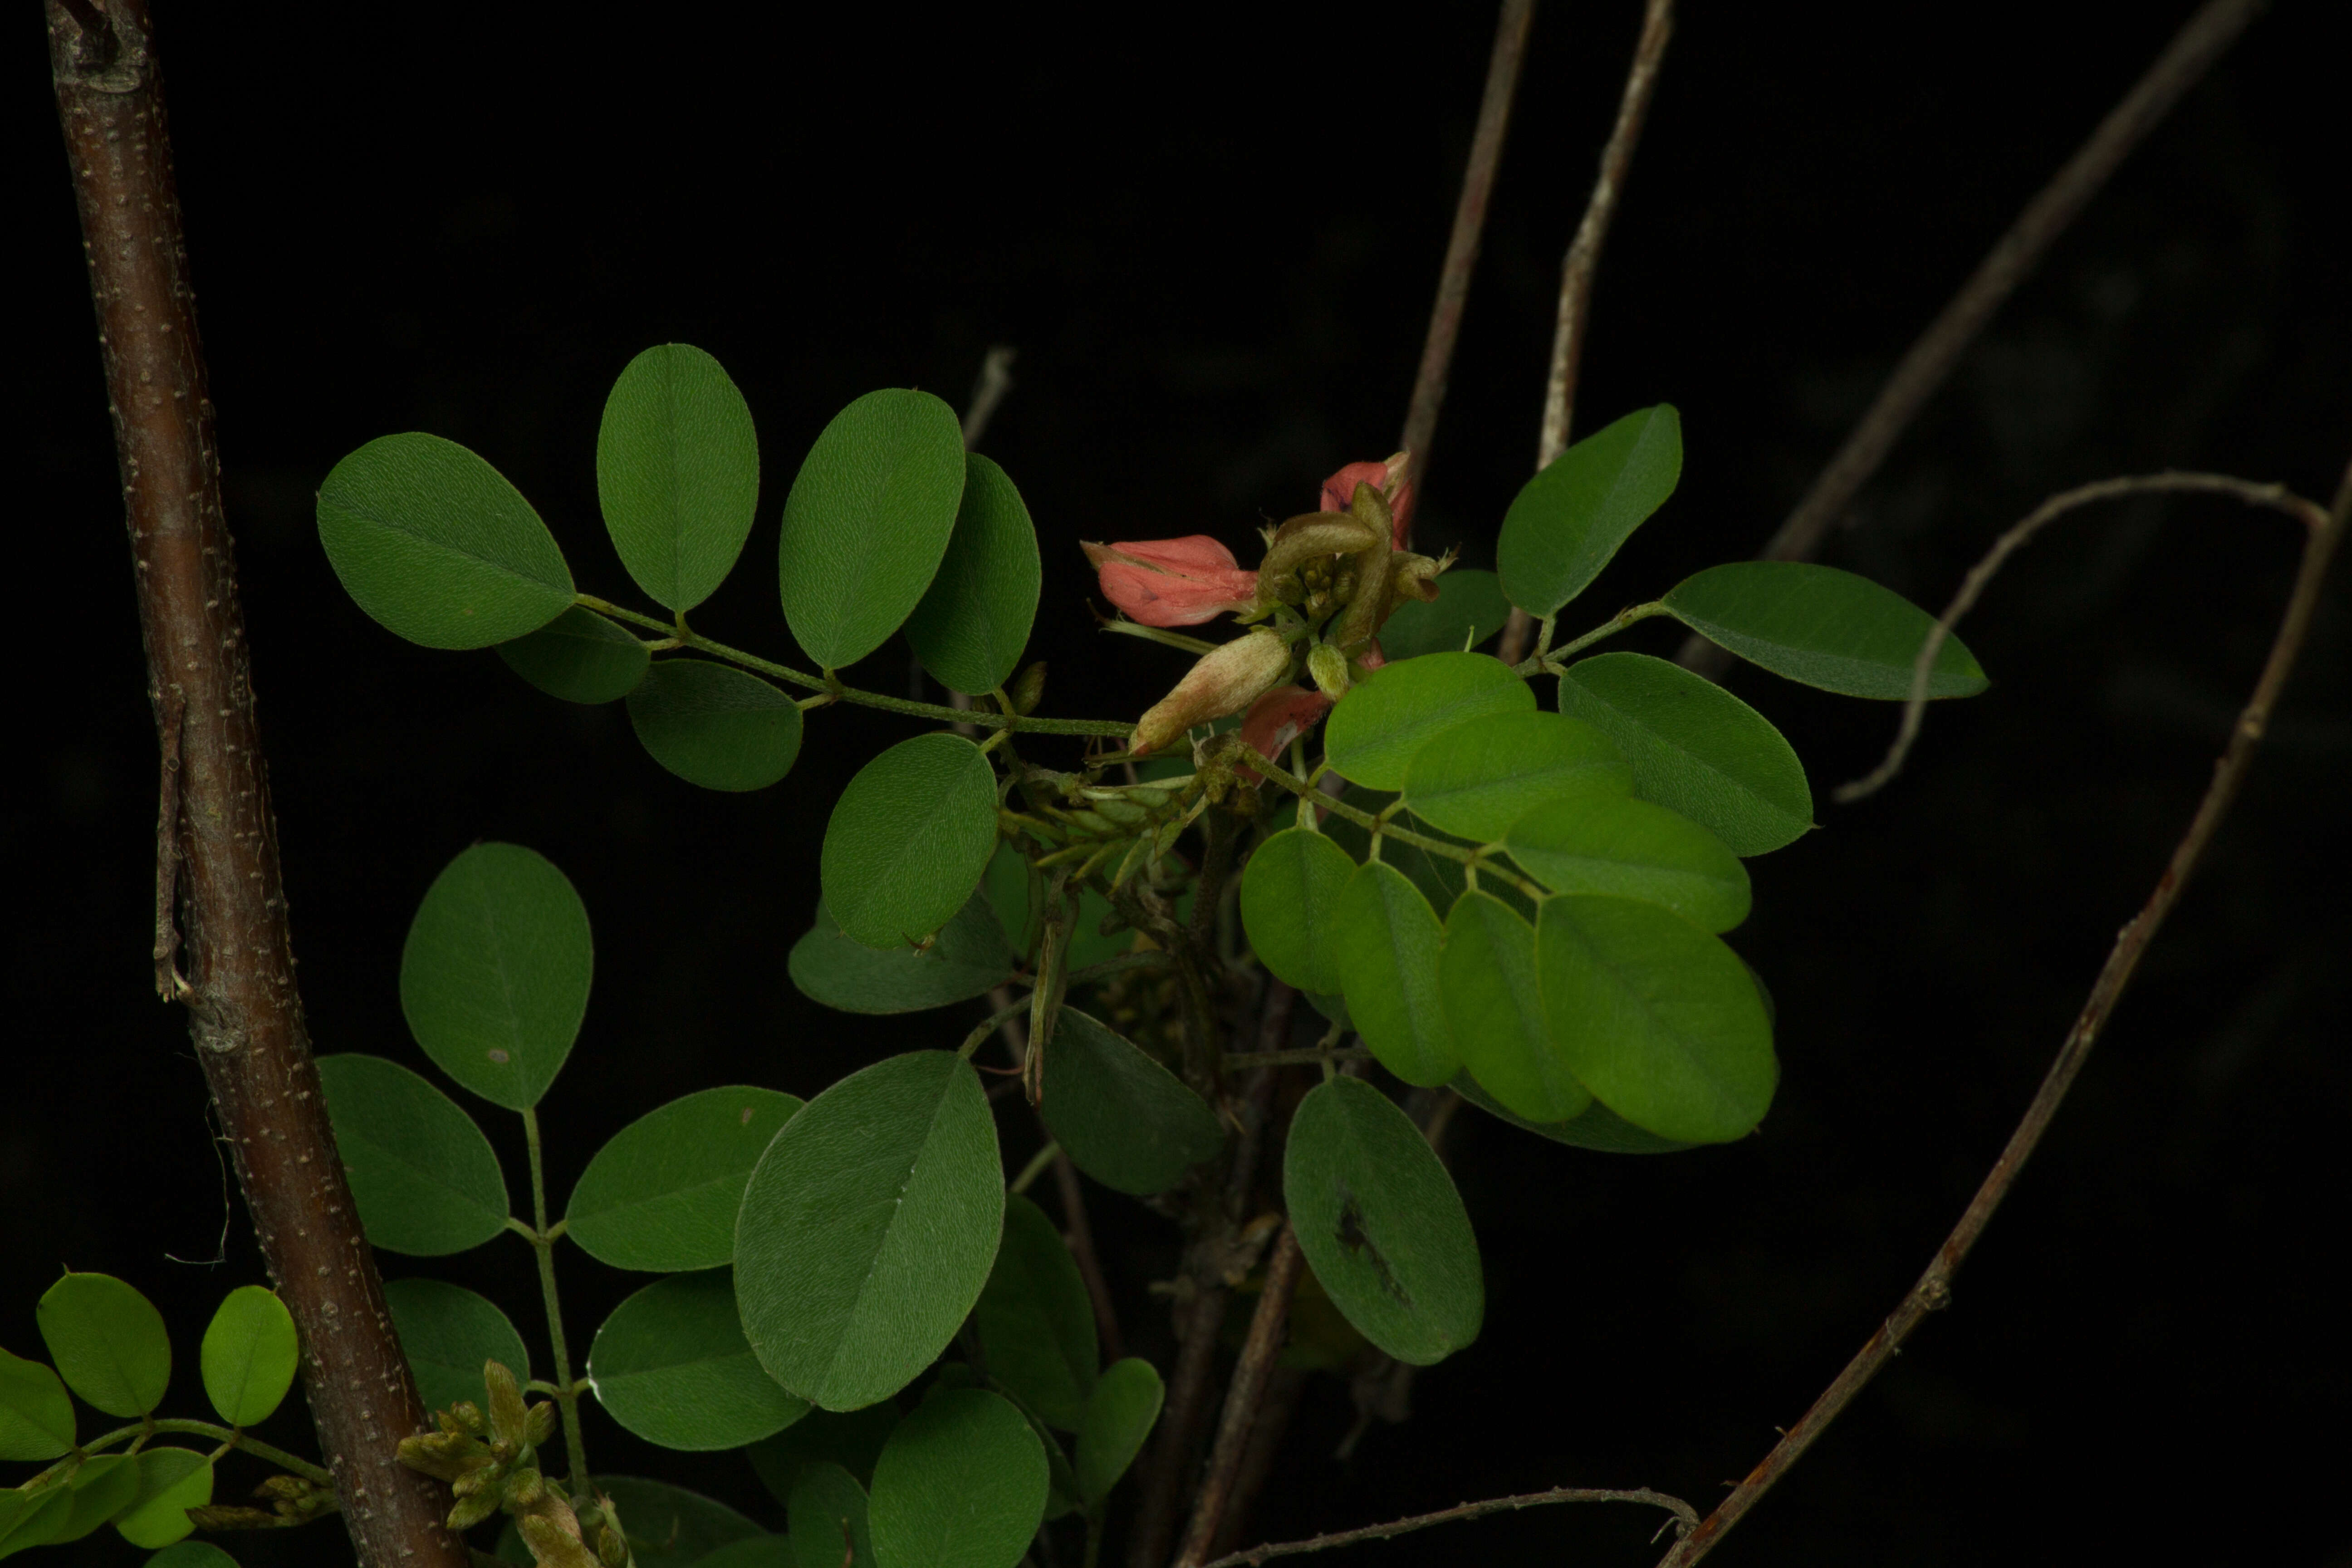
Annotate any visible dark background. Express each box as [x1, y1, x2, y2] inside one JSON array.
[[9, 2, 2348, 1563]]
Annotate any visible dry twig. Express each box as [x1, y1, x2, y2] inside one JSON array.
[[1174, 1226, 1304, 1566], [1661, 452, 2352, 1566], [1677, 0, 2267, 677], [1196, 1485, 1700, 1568]]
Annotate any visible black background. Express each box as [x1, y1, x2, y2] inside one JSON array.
[[8, 3, 2349, 1564]]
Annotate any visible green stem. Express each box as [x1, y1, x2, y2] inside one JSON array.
[[521, 1107, 591, 1489], [1226, 1045, 1372, 1070], [1009, 1141, 1061, 1195], [1251, 762, 1549, 900], [1522, 601, 1671, 673], [25, 1420, 334, 1490], [577, 595, 1133, 738]]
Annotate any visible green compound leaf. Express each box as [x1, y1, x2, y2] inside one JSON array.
[[749, 1406, 901, 1505], [787, 1461, 874, 1568], [1557, 652, 1813, 857], [820, 732, 1000, 951], [1536, 894, 1777, 1143], [566, 1086, 804, 1272], [625, 659, 804, 792], [1374, 568, 1511, 661], [868, 1389, 1048, 1568], [1238, 827, 1357, 995], [0, 1484, 69, 1557], [138, 1544, 242, 1568], [1324, 652, 1534, 792], [974, 1195, 1098, 1432], [697, 1536, 796, 1568], [35, 1274, 170, 1419], [316, 1054, 509, 1256], [51, 1452, 142, 1544], [597, 343, 761, 613], [789, 893, 1014, 1015], [1662, 561, 1989, 700], [198, 1287, 298, 1429], [0, 1345, 74, 1461], [1400, 709, 1632, 843], [1496, 405, 1681, 617], [316, 432, 574, 650], [1284, 1077, 1483, 1366], [1333, 862, 1457, 1088], [736, 1052, 1002, 1411], [588, 1269, 810, 1452], [779, 389, 968, 671], [1074, 1357, 1163, 1508], [1037, 1009, 1225, 1197], [905, 453, 1043, 697], [113, 1449, 212, 1549], [381, 1278, 529, 1416], [399, 842, 593, 1111], [1441, 892, 1592, 1123], [495, 605, 650, 704], [1449, 1075, 1694, 1152], [1506, 794, 1752, 933]]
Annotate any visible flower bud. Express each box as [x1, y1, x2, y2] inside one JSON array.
[[598, 1524, 630, 1568], [1131, 629, 1294, 757], [1259, 512, 1384, 585], [1307, 642, 1352, 700], [1009, 661, 1048, 715], [524, 1401, 556, 1448], [1319, 452, 1416, 548], [1388, 551, 1444, 607], [504, 1466, 545, 1509], [483, 1360, 530, 1450], [450, 1401, 485, 1435], [446, 1483, 503, 1533]]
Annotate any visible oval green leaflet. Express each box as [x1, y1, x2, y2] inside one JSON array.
[[788, 1460, 875, 1568], [113, 1449, 212, 1549], [789, 892, 1014, 1016], [903, 452, 1043, 697], [1074, 1357, 1164, 1509], [1238, 827, 1357, 995], [1450, 1073, 1693, 1154], [1284, 1077, 1483, 1365], [597, 342, 761, 613], [1400, 708, 1632, 843], [735, 1052, 1001, 1410], [36, 1273, 170, 1419], [626, 659, 805, 792], [316, 431, 573, 650], [381, 1278, 529, 1416], [1036, 1009, 1225, 1197], [867, 1388, 1048, 1568], [1441, 891, 1592, 1123], [495, 604, 650, 704], [48, 1451, 142, 1545], [588, 1269, 810, 1452], [0, 1345, 75, 1461], [1661, 560, 1989, 699], [198, 1287, 298, 1429], [778, 388, 968, 671], [1505, 793, 1751, 932], [820, 732, 1001, 951], [1557, 652, 1813, 856], [1536, 893, 1777, 1143], [1496, 405, 1681, 617], [399, 841, 592, 1111], [314, 1054, 510, 1256], [1324, 652, 1534, 792], [1375, 568, 1511, 660], [973, 1194, 1098, 1432], [1332, 861, 1457, 1087], [566, 1085, 804, 1272]]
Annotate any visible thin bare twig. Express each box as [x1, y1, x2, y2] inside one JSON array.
[[1197, 1486, 1700, 1568], [1498, 0, 1677, 666], [1837, 472, 2330, 802], [1662, 452, 2352, 1566], [1677, 0, 2267, 676], [1397, 0, 1538, 544], [962, 344, 1018, 449], [1174, 1226, 1304, 1567], [46, 3, 465, 1562]]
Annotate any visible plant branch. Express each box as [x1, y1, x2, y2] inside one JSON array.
[[1198, 1485, 1699, 1568], [44, 5, 466, 1562], [1660, 451, 2352, 1566], [1499, 0, 1677, 666], [575, 594, 1134, 738], [1836, 472, 2329, 803], [521, 1108, 590, 1490], [1174, 1225, 1303, 1567], [1396, 0, 1538, 542], [1676, 0, 2267, 676], [961, 345, 1018, 449], [1249, 764, 1549, 901], [27, 1419, 336, 1491]]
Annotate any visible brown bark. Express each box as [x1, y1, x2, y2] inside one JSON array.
[[44, 5, 468, 1565]]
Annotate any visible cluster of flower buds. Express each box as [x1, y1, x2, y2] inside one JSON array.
[[1090, 453, 1446, 760], [395, 1361, 624, 1567], [1011, 771, 1209, 891]]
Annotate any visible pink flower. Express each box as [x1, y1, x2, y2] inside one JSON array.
[[1082, 536, 1260, 627], [1237, 644, 1385, 772], [1318, 452, 1415, 549]]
